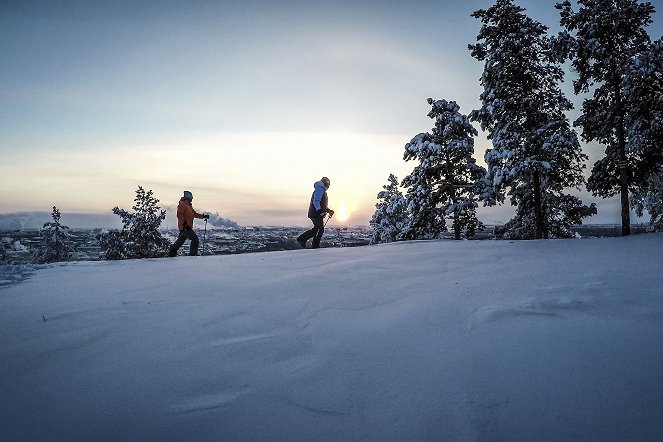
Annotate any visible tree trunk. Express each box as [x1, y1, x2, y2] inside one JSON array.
[[619, 166, 631, 236], [451, 190, 461, 241], [613, 75, 631, 236], [533, 170, 544, 239], [453, 210, 461, 240]]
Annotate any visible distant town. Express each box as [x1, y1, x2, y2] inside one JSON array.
[[1, 224, 653, 265], [0, 226, 372, 264]]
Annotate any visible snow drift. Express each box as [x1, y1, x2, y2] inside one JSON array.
[[2, 235, 663, 441]]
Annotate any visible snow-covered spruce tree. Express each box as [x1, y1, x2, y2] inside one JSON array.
[[556, 0, 655, 236], [401, 98, 486, 240], [98, 186, 170, 260], [470, 0, 595, 239], [33, 206, 75, 264], [370, 174, 409, 244]]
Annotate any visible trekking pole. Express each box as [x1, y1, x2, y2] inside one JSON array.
[[202, 218, 208, 255], [324, 212, 333, 227]]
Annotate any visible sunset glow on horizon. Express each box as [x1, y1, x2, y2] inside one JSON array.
[[3, 0, 658, 227]]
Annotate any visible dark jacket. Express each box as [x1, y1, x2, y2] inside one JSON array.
[[308, 180, 329, 218]]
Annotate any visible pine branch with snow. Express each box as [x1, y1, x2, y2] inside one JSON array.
[[622, 38, 663, 231], [631, 166, 663, 232]]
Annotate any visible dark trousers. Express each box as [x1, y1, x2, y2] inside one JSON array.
[[298, 215, 325, 248], [169, 228, 199, 256]]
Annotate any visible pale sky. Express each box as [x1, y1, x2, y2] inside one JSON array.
[[2, 0, 663, 227]]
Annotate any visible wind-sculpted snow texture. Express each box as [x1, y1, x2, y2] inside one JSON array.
[[2, 235, 663, 440]]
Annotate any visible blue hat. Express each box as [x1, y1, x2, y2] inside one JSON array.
[[183, 191, 193, 200]]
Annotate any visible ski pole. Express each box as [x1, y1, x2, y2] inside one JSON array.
[[202, 218, 208, 255]]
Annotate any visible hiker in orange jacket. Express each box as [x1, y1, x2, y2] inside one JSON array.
[[168, 191, 209, 257]]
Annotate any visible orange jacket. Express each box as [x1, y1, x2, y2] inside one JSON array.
[[177, 198, 205, 231]]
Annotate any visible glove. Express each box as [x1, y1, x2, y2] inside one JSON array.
[[328, 209, 335, 216], [317, 209, 326, 216], [203, 214, 210, 220]]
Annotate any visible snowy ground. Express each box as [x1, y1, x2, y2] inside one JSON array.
[[2, 235, 663, 441]]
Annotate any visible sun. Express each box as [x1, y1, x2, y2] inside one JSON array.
[[334, 201, 351, 222]]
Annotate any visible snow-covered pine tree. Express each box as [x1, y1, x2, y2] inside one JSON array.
[[556, 0, 656, 236], [98, 186, 170, 260], [370, 174, 408, 244], [33, 206, 75, 264], [623, 38, 663, 231], [401, 98, 486, 240], [470, 0, 595, 239]]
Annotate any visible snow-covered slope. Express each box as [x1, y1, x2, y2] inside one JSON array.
[[2, 236, 663, 441]]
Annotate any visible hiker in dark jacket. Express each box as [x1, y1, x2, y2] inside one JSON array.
[[297, 177, 334, 249], [168, 191, 209, 257]]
